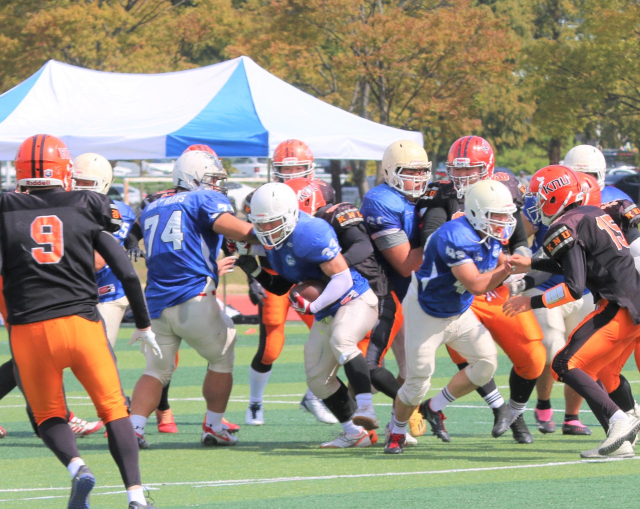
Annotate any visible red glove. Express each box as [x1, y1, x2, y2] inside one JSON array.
[[289, 291, 313, 315]]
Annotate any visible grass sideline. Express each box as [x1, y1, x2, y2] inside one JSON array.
[[1, 324, 640, 508]]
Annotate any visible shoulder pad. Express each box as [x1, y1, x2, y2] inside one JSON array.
[[326, 202, 363, 228], [542, 222, 576, 259], [601, 199, 640, 232], [492, 172, 525, 209]]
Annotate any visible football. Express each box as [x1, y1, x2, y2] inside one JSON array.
[[290, 280, 326, 302]]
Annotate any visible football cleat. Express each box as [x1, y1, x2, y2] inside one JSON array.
[[246, 402, 264, 426], [320, 429, 377, 448], [385, 421, 417, 446], [155, 408, 178, 433], [491, 404, 511, 438], [408, 408, 427, 437], [68, 465, 95, 509], [628, 401, 640, 420], [510, 414, 533, 444], [202, 420, 238, 446], [352, 406, 379, 430], [0, 425, 5, 439], [136, 432, 150, 450], [581, 440, 634, 459], [222, 417, 240, 433], [419, 399, 450, 442], [384, 433, 406, 454], [68, 414, 104, 438], [562, 419, 591, 435], [534, 408, 557, 434], [598, 416, 640, 456], [128, 502, 158, 509], [300, 393, 339, 424]]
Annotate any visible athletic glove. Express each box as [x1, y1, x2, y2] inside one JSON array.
[[129, 328, 163, 358], [289, 291, 312, 315], [226, 239, 250, 256], [503, 274, 526, 297], [236, 255, 261, 277], [127, 246, 145, 262], [248, 278, 267, 305]]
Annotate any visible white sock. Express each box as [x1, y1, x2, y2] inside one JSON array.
[[130, 415, 148, 436], [508, 399, 527, 419], [610, 410, 629, 422], [127, 487, 146, 504], [249, 367, 271, 404], [67, 458, 85, 478], [305, 387, 318, 400], [430, 387, 456, 412], [355, 393, 373, 408], [206, 410, 224, 433], [392, 417, 408, 435], [483, 389, 505, 409], [341, 420, 364, 435]]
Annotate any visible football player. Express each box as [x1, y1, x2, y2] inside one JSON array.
[[239, 183, 380, 448], [4, 134, 158, 508], [360, 139, 431, 437], [283, 178, 413, 445], [505, 165, 640, 458], [386, 180, 515, 454], [417, 135, 544, 444], [129, 150, 253, 449], [238, 139, 337, 427]]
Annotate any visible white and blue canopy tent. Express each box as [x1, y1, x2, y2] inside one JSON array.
[[0, 56, 422, 161]]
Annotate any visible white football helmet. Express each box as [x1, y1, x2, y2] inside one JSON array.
[[465, 180, 517, 242], [563, 145, 606, 190], [173, 150, 227, 193], [382, 140, 432, 199], [72, 153, 113, 194], [248, 183, 299, 249]]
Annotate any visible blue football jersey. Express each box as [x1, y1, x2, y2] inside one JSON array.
[[602, 185, 632, 203], [360, 183, 419, 300], [141, 190, 233, 319], [416, 217, 502, 318], [264, 212, 371, 320], [96, 200, 136, 303]]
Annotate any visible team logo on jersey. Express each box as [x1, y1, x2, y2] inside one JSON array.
[[297, 183, 320, 201], [539, 175, 570, 195], [98, 284, 116, 296], [286, 254, 296, 266], [366, 215, 384, 226]]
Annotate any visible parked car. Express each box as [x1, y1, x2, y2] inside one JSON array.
[[108, 184, 143, 205], [142, 159, 175, 176], [604, 171, 640, 202], [223, 181, 255, 214], [228, 157, 269, 178], [113, 161, 141, 177]]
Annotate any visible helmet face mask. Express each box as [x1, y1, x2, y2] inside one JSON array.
[[248, 183, 299, 249], [382, 140, 432, 199], [465, 180, 517, 243], [273, 163, 315, 182]]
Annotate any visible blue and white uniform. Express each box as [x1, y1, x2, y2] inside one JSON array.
[[522, 197, 595, 364], [602, 185, 632, 203], [360, 183, 419, 301], [96, 200, 136, 346], [267, 212, 378, 399], [396, 217, 498, 407], [140, 189, 237, 384]]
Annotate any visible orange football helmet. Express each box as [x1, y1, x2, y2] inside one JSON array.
[[446, 136, 495, 197], [576, 172, 601, 206], [15, 134, 73, 191], [284, 178, 327, 215], [182, 144, 216, 155], [272, 139, 315, 182], [529, 165, 584, 226]]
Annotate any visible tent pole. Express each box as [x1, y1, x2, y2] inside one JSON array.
[[124, 178, 130, 206]]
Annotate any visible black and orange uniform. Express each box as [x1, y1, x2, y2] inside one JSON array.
[[534, 205, 640, 427], [246, 182, 334, 375], [418, 173, 545, 409], [315, 202, 403, 399]]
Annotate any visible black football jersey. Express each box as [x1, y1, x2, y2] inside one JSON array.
[[542, 205, 640, 324], [0, 189, 122, 325], [140, 188, 178, 211], [600, 199, 640, 243], [316, 202, 389, 297]]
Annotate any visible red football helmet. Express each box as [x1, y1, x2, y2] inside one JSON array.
[[15, 134, 73, 191], [529, 165, 584, 226], [576, 172, 601, 206], [182, 144, 216, 155], [446, 136, 495, 197], [283, 178, 327, 215], [272, 139, 315, 182]]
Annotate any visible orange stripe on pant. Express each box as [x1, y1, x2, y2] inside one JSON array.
[[553, 300, 640, 383], [10, 315, 128, 426], [450, 286, 546, 380]]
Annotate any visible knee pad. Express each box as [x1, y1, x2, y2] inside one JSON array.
[[397, 376, 430, 407], [466, 356, 497, 387], [306, 370, 340, 400], [142, 345, 177, 387]]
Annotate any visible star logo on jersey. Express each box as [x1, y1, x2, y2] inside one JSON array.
[[286, 254, 296, 266]]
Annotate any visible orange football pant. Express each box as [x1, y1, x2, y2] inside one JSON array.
[[449, 286, 546, 380], [552, 300, 640, 383], [10, 315, 128, 426]]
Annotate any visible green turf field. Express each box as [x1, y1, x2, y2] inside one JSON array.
[[1, 324, 640, 508]]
